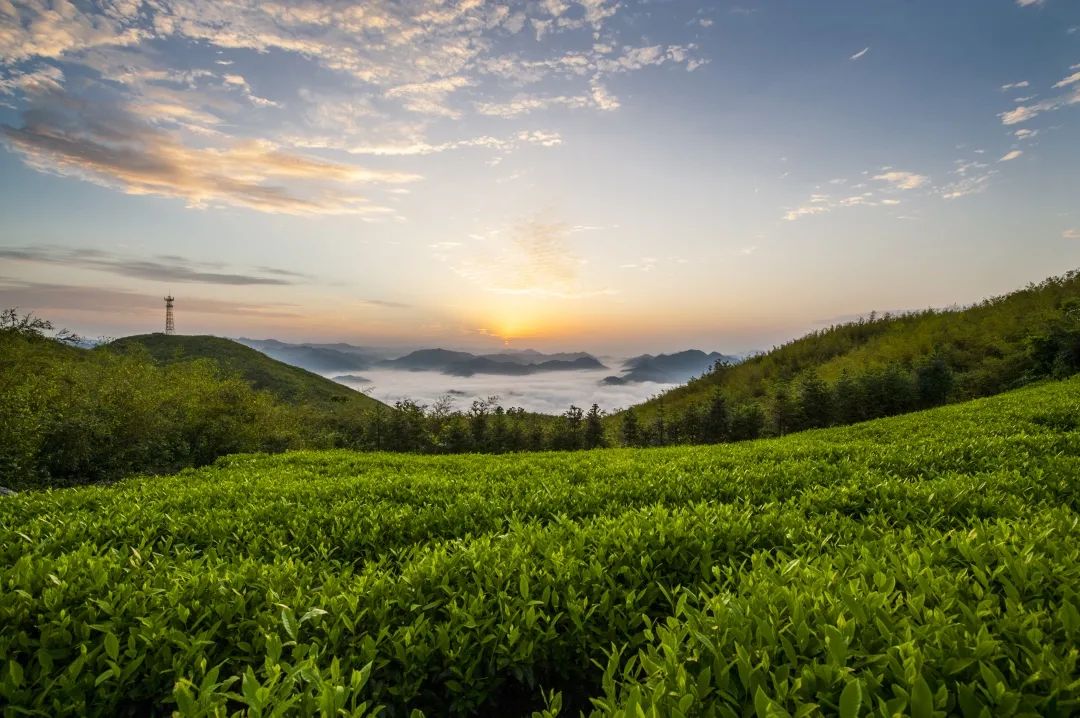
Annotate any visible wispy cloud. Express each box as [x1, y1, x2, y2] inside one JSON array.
[[998, 149, 1023, 162], [1065, 229, 1080, 240], [873, 171, 929, 190], [849, 47, 869, 61], [0, 246, 307, 285], [939, 160, 996, 200], [0, 279, 300, 319], [1000, 80, 1030, 91], [1, 92, 416, 215], [1000, 65, 1080, 125], [1054, 71, 1080, 89], [0, 0, 708, 215], [783, 190, 885, 222], [452, 219, 613, 298]]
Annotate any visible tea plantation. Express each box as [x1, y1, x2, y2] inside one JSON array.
[[2, 378, 1079, 717]]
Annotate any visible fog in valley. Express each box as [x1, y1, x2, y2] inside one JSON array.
[[330, 365, 675, 414]]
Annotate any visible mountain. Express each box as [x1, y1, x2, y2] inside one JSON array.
[[604, 350, 737, 384], [236, 338, 376, 373], [479, 349, 596, 364], [615, 269, 1080, 426], [381, 348, 606, 375], [332, 374, 372, 384], [444, 355, 606, 377], [107, 334, 386, 410], [379, 348, 477, 371]]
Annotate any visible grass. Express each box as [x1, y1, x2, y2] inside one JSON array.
[[2, 377, 1079, 716]]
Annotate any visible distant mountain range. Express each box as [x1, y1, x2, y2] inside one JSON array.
[[378, 349, 606, 376], [235, 339, 736, 385], [237, 341, 607, 377], [602, 350, 738, 385], [236, 338, 379, 373]]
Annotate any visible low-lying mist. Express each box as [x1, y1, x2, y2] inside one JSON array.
[[329, 366, 675, 414]]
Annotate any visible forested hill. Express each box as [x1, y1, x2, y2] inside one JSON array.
[[106, 334, 386, 410], [615, 269, 1080, 434]]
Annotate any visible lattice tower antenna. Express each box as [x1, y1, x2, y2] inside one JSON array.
[[164, 295, 175, 335]]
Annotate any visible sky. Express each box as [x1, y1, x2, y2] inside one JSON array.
[[1, 0, 1079, 354]]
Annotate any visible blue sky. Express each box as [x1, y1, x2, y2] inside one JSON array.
[[1, 0, 1078, 353]]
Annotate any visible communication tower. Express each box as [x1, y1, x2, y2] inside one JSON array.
[[164, 295, 175, 335]]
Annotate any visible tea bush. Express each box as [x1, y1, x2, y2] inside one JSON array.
[[2, 378, 1079, 716]]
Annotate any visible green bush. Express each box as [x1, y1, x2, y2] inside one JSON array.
[[2, 377, 1079, 715]]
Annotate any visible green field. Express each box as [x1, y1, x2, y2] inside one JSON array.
[[2, 378, 1079, 716]]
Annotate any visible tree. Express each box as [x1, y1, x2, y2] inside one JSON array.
[[834, 370, 865, 424], [620, 408, 642, 447], [468, 397, 493, 450], [796, 371, 835, 429], [651, 399, 668, 446], [702, 391, 731, 443], [915, 351, 955, 407], [0, 308, 80, 344], [771, 383, 798, 436], [676, 403, 702, 444], [1027, 298, 1080, 379], [553, 405, 584, 450], [584, 404, 606, 449], [730, 403, 765, 441]]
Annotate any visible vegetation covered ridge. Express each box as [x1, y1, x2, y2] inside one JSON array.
[[613, 269, 1080, 443], [0, 321, 386, 489], [105, 334, 386, 410], [2, 376, 1079, 716]]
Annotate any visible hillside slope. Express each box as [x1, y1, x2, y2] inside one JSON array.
[[617, 269, 1080, 426], [3, 378, 1079, 714], [106, 334, 386, 410]]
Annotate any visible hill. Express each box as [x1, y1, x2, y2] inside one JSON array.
[[605, 349, 737, 384], [107, 334, 385, 410], [616, 269, 1080, 431], [3, 377, 1078, 714]]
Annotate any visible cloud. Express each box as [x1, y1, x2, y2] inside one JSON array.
[[782, 190, 883, 221], [1054, 71, 1080, 89], [1014, 128, 1038, 140], [1000, 68, 1080, 125], [0, 64, 64, 95], [0, 0, 709, 213], [849, 47, 869, 61], [452, 219, 613, 298], [476, 90, 617, 118], [1065, 229, 1080, 240], [873, 171, 929, 190], [940, 171, 996, 200], [0, 246, 307, 285], [1015, 0, 1041, 5], [998, 149, 1023, 162], [1000, 80, 1030, 91], [0, 279, 301, 319], [1, 93, 417, 215], [385, 75, 473, 118]]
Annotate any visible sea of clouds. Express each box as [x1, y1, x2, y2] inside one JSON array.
[[327, 364, 675, 415]]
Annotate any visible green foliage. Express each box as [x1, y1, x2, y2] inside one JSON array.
[[620, 269, 1080, 427], [3, 378, 1080, 715], [105, 334, 385, 411], [0, 333, 303, 489]]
